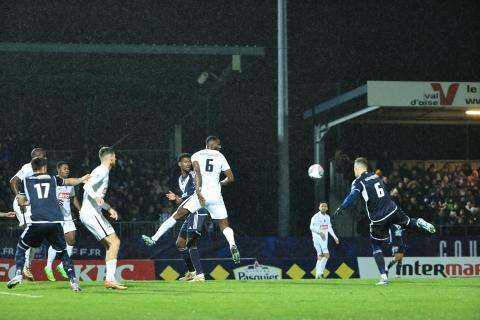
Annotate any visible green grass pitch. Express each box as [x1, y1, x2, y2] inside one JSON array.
[[1, 278, 479, 320]]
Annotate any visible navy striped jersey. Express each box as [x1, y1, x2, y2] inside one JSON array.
[[19, 174, 65, 223], [178, 171, 195, 201], [341, 171, 397, 222], [389, 224, 405, 247]]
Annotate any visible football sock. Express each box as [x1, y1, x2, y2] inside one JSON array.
[[59, 250, 76, 280], [396, 261, 403, 276], [15, 242, 28, 272], [373, 251, 386, 275], [152, 217, 176, 241], [179, 247, 195, 272], [315, 259, 322, 277], [189, 247, 204, 276], [46, 246, 57, 269], [106, 259, 117, 281], [222, 227, 236, 247], [66, 244, 73, 257], [319, 257, 328, 276], [407, 218, 417, 228], [387, 259, 396, 270]]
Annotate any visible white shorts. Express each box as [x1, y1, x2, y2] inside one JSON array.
[[62, 220, 77, 234], [80, 203, 115, 241], [13, 199, 32, 227], [313, 238, 329, 255], [182, 192, 228, 220]]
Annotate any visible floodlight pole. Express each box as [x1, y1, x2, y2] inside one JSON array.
[[278, 0, 290, 237]]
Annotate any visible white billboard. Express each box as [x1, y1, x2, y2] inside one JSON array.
[[358, 257, 480, 278], [367, 81, 480, 107]]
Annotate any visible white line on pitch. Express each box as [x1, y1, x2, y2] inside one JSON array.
[[0, 291, 43, 298]]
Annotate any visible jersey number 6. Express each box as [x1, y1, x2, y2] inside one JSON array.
[[374, 182, 385, 198], [205, 159, 214, 172]]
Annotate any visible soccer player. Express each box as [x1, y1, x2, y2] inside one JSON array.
[[7, 157, 88, 291], [142, 153, 210, 281], [386, 224, 406, 278], [141, 136, 240, 276], [44, 161, 81, 281], [9, 147, 47, 280], [80, 147, 127, 290], [310, 201, 339, 279], [334, 157, 435, 285]]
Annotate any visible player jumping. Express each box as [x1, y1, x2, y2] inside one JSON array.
[[142, 153, 210, 281], [334, 157, 435, 285]]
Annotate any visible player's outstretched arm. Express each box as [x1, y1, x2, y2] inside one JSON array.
[[166, 191, 183, 206], [221, 169, 235, 187], [64, 174, 91, 186], [0, 211, 16, 218]]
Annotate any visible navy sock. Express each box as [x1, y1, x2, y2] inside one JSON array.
[[15, 243, 28, 273], [373, 251, 386, 275], [407, 218, 417, 228], [371, 239, 386, 275], [188, 247, 204, 275], [179, 247, 195, 272], [396, 261, 403, 276], [59, 250, 76, 279], [387, 259, 396, 270]]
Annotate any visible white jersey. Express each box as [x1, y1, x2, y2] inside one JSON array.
[[57, 182, 75, 219], [191, 149, 230, 195], [310, 212, 338, 241], [82, 164, 109, 212], [15, 163, 34, 180]]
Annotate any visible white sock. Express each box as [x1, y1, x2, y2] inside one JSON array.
[[24, 248, 31, 267], [105, 259, 117, 281], [25, 247, 37, 268], [46, 246, 57, 269], [152, 216, 177, 241], [222, 227, 236, 247], [66, 245, 73, 257], [315, 260, 322, 278], [319, 257, 328, 276]]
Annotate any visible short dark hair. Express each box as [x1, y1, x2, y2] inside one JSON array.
[[205, 136, 220, 146], [30, 147, 46, 159], [354, 157, 368, 168], [319, 201, 328, 206], [31, 157, 47, 171], [57, 161, 69, 169], [99, 147, 115, 160], [177, 153, 191, 162]]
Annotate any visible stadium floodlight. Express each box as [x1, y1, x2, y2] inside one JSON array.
[[465, 110, 480, 115]]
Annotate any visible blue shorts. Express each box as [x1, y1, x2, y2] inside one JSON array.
[[20, 223, 67, 251], [178, 208, 209, 239]]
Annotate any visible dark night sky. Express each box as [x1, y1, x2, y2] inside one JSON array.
[[0, 1, 479, 235]]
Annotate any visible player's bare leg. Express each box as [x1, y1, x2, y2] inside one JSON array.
[[217, 219, 240, 264], [101, 233, 127, 290], [142, 208, 190, 246]]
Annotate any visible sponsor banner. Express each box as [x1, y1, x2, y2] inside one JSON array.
[[0, 259, 155, 281], [233, 261, 282, 280], [358, 257, 480, 278], [367, 81, 480, 107], [155, 258, 359, 280]]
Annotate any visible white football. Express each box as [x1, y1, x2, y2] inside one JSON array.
[[308, 164, 324, 179]]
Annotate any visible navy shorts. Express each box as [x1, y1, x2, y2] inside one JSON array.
[[178, 208, 209, 239], [20, 223, 67, 251], [391, 244, 407, 255], [370, 208, 411, 241]]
